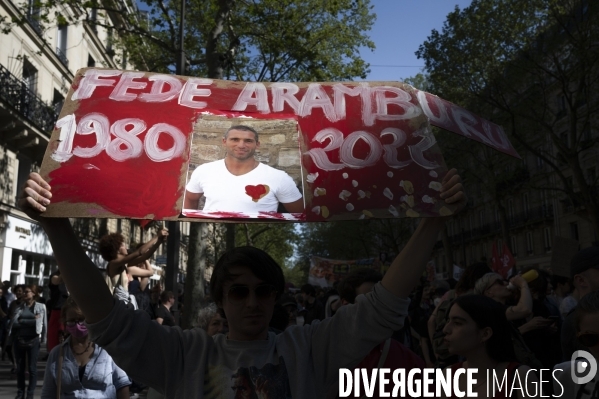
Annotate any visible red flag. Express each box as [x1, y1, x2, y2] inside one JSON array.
[[491, 242, 501, 274], [139, 219, 152, 229], [499, 243, 516, 279]]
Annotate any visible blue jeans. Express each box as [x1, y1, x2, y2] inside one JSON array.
[[14, 336, 39, 396]]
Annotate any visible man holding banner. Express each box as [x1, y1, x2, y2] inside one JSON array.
[[183, 125, 304, 214], [19, 168, 466, 398]]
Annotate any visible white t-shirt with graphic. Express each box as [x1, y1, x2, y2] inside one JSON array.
[[185, 159, 302, 213]]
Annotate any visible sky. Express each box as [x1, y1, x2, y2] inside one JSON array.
[[360, 0, 473, 82]]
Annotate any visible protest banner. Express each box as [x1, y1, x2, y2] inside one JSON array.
[[308, 256, 390, 287], [40, 68, 519, 222]]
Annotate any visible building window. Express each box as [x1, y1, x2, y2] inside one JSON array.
[[536, 146, 544, 169], [52, 89, 64, 115], [526, 232, 534, 255], [15, 154, 33, 205], [89, 8, 98, 33], [570, 222, 579, 241], [479, 210, 485, 227], [27, 0, 42, 35], [544, 228, 552, 252], [508, 199, 515, 224], [560, 131, 570, 149], [511, 236, 518, 257], [22, 59, 38, 94], [56, 24, 69, 67], [522, 193, 529, 218], [587, 167, 596, 186], [556, 95, 567, 119], [88, 54, 96, 67]]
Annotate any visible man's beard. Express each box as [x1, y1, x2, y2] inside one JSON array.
[[229, 148, 255, 161]]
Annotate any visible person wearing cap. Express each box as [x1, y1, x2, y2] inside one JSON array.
[[474, 272, 533, 321], [561, 246, 599, 361]]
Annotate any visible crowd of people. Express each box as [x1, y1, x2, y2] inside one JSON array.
[[3, 170, 597, 398]]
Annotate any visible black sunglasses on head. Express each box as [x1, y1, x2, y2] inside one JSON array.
[[227, 284, 277, 303], [578, 333, 599, 348]]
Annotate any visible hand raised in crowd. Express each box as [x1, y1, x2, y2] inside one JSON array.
[[157, 227, 169, 242], [18, 172, 52, 220], [439, 168, 467, 215]]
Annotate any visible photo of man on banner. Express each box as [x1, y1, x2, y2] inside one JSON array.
[[182, 120, 305, 218]]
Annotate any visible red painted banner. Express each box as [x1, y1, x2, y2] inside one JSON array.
[[40, 68, 518, 222]]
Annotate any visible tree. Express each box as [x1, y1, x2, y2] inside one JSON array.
[[2, 0, 377, 327], [295, 218, 413, 283], [416, 0, 599, 238], [236, 223, 298, 267]]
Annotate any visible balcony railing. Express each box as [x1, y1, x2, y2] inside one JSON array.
[[0, 63, 57, 134], [56, 47, 69, 68], [27, 15, 43, 36]]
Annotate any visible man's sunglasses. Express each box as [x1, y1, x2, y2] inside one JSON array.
[[577, 332, 599, 348], [227, 284, 277, 303]]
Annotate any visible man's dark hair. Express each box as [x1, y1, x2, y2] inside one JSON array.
[[210, 246, 284, 305], [337, 268, 383, 304], [160, 290, 174, 304], [300, 284, 315, 297], [99, 233, 124, 262], [224, 125, 259, 142]]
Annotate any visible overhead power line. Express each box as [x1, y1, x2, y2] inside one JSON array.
[[369, 65, 424, 68]]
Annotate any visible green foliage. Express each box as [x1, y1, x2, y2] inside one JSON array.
[[294, 219, 412, 279], [416, 0, 599, 233], [3, 0, 376, 82], [403, 72, 432, 92], [132, 0, 376, 81], [235, 223, 299, 269]]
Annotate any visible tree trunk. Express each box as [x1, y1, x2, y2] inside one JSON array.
[[226, 224, 236, 250], [183, 0, 235, 325], [182, 222, 207, 329]]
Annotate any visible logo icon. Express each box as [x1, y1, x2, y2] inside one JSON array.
[[571, 350, 598, 385]]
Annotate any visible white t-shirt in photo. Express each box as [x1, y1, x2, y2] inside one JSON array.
[[185, 159, 302, 213]]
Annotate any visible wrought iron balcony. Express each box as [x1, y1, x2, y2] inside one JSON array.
[[27, 15, 43, 36], [0, 63, 57, 134], [56, 47, 69, 68]]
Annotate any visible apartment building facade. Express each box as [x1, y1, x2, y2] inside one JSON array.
[[0, 0, 190, 287]]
